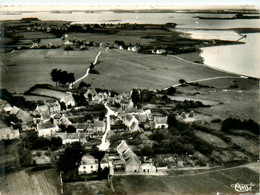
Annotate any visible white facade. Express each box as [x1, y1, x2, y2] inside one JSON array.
[[78, 155, 109, 175], [37, 123, 59, 137], [139, 163, 157, 174]]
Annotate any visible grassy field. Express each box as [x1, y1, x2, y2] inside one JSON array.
[[1, 47, 231, 94], [227, 135, 259, 155], [0, 169, 61, 195], [194, 130, 229, 148], [17, 32, 57, 40], [112, 164, 259, 195]]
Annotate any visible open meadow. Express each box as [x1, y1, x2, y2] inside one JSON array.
[[1, 47, 231, 94]]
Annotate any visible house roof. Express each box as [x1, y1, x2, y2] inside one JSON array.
[[125, 115, 133, 122], [61, 94, 74, 103], [49, 101, 60, 108], [16, 110, 32, 122], [135, 115, 147, 123], [117, 140, 129, 155], [0, 127, 13, 136], [154, 116, 168, 124], [81, 155, 96, 164], [125, 155, 140, 166], [10, 106, 19, 115], [66, 133, 80, 140], [38, 122, 57, 129], [130, 122, 139, 131], [94, 121, 105, 128], [36, 105, 49, 114], [122, 148, 136, 160]]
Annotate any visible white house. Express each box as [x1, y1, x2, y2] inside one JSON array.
[[37, 122, 59, 137], [139, 163, 157, 174], [48, 101, 61, 114], [94, 121, 106, 133], [78, 155, 109, 175], [153, 116, 168, 129], [116, 140, 141, 173], [60, 94, 75, 107], [0, 127, 20, 140], [35, 105, 49, 115], [124, 115, 140, 132]]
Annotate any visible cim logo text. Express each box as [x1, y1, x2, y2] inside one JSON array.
[[231, 183, 255, 192]]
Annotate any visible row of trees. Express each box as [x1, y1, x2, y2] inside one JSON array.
[[221, 117, 259, 135], [50, 69, 75, 86]]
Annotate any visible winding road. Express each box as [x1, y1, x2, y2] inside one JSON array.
[[69, 51, 101, 89]]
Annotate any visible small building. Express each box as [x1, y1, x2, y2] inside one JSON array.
[[139, 163, 157, 174], [60, 93, 75, 108], [94, 121, 106, 133], [48, 101, 61, 114], [0, 127, 20, 140], [35, 105, 49, 115], [84, 88, 97, 100], [37, 122, 59, 137], [16, 110, 33, 123], [116, 140, 141, 173], [120, 99, 134, 110], [10, 106, 19, 115], [153, 116, 168, 129], [78, 155, 109, 175]]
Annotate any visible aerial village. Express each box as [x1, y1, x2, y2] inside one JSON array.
[[1, 17, 259, 194]]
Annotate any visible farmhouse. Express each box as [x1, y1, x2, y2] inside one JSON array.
[[78, 155, 109, 175]]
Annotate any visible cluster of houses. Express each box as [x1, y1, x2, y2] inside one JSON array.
[[78, 140, 166, 176], [0, 86, 170, 144]]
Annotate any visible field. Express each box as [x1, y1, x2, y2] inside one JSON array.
[[227, 135, 259, 155], [112, 164, 259, 195], [64, 180, 112, 195], [17, 32, 57, 40], [194, 130, 228, 148], [1, 47, 231, 94], [0, 169, 61, 195]]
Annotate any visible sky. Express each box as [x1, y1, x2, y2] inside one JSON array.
[[1, 0, 260, 6]]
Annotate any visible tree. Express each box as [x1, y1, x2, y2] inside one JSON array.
[[66, 125, 76, 133], [67, 73, 75, 84], [167, 114, 177, 129], [179, 79, 186, 85], [50, 69, 60, 86], [90, 147, 105, 179], [167, 87, 176, 95], [50, 137, 62, 149], [59, 71, 69, 86], [131, 89, 140, 106], [141, 146, 155, 157], [56, 142, 85, 172], [59, 101, 66, 110], [78, 81, 91, 89]]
